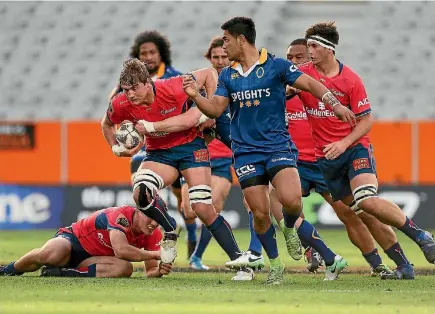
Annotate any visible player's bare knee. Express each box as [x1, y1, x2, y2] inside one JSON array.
[[118, 262, 134, 278], [281, 197, 302, 214], [358, 197, 378, 213], [106, 260, 133, 278], [335, 207, 359, 225], [192, 203, 216, 225], [252, 209, 271, 230]]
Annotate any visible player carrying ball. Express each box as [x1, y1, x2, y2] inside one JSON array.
[[101, 58, 259, 271]]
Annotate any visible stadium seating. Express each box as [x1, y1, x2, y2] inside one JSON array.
[[0, 1, 434, 120]]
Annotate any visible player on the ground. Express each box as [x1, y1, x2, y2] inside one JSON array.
[[183, 17, 354, 284], [0, 205, 172, 278], [297, 22, 435, 279], [109, 30, 198, 258], [282, 38, 408, 277], [102, 58, 259, 271]]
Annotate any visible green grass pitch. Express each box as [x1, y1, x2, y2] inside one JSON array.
[[1, 229, 434, 314]]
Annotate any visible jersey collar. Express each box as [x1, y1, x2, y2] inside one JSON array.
[[151, 62, 166, 81], [230, 48, 268, 77]]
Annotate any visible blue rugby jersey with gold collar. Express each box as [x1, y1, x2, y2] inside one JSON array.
[[215, 48, 303, 153]]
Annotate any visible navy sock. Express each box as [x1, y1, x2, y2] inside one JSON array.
[[282, 209, 301, 228], [207, 215, 240, 260], [362, 248, 383, 269], [185, 222, 197, 243], [297, 220, 336, 266], [193, 224, 213, 259], [384, 242, 411, 266], [139, 196, 177, 232], [398, 217, 423, 243], [61, 264, 97, 277], [248, 211, 262, 255], [256, 224, 279, 260], [3, 262, 23, 276]]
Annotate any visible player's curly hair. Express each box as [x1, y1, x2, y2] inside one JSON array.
[[305, 22, 339, 45], [221, 17, 256, 45], [119, 58, 151, 86], [204, 36, 224, 59], [129, 30, 173, 66]]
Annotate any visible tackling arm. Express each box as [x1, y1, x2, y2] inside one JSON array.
[[137, 106, 205, 135], [189, 68, 218, 100], [144, 260, 172, 278], [183, 77, 229, 119], [110, 230, 160, 262], [293, 74, 336, 106], [292, 74, 356, 124]]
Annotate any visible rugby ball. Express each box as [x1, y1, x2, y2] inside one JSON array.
[[116, 122, 142, 149]]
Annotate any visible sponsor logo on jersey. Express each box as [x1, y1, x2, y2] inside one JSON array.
[[193, 149, 209, 162], [353, 158, 370, 171], [231, 89, 271, 102], [97, 233, 113, 249], [289, 64, 298, 72], [305, 102, 335, 118], [271, 157, 293, 163], [160, 107, 176, 115], [286, 111, 307, 121], [148, 131, 169, 137], [235, 164, 256, 178], [330, 89, 345, 97], [116, 215, 129, 228], [358, 98, 370, 107], [231, 73, 239, 79], [256, 67, 264, 78]]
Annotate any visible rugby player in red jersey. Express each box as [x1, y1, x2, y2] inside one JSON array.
[[108, 31, 197, 258], [276, 38, 395, 276], [297, 22, 435, 279], [101, 59, 257, 270], [0, 206, 171, 278]]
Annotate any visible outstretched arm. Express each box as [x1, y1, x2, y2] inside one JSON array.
[[292, 74, 356, 125], [182, 75, 229, 118], [144, 260, 172, 278], [188, 68, 218, 100], [110, 230, 160, 262]]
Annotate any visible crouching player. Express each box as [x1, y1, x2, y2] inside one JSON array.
[[0, 205, 172, 278]]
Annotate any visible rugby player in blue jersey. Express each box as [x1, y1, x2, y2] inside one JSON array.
[[183, 17, 354, 284]]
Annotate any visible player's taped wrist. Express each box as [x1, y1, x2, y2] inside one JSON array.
[[111, 144, 127, 156], [321, 91, 340, 108], [138, 120, 156, 133], [195, 113, 210, 126]]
